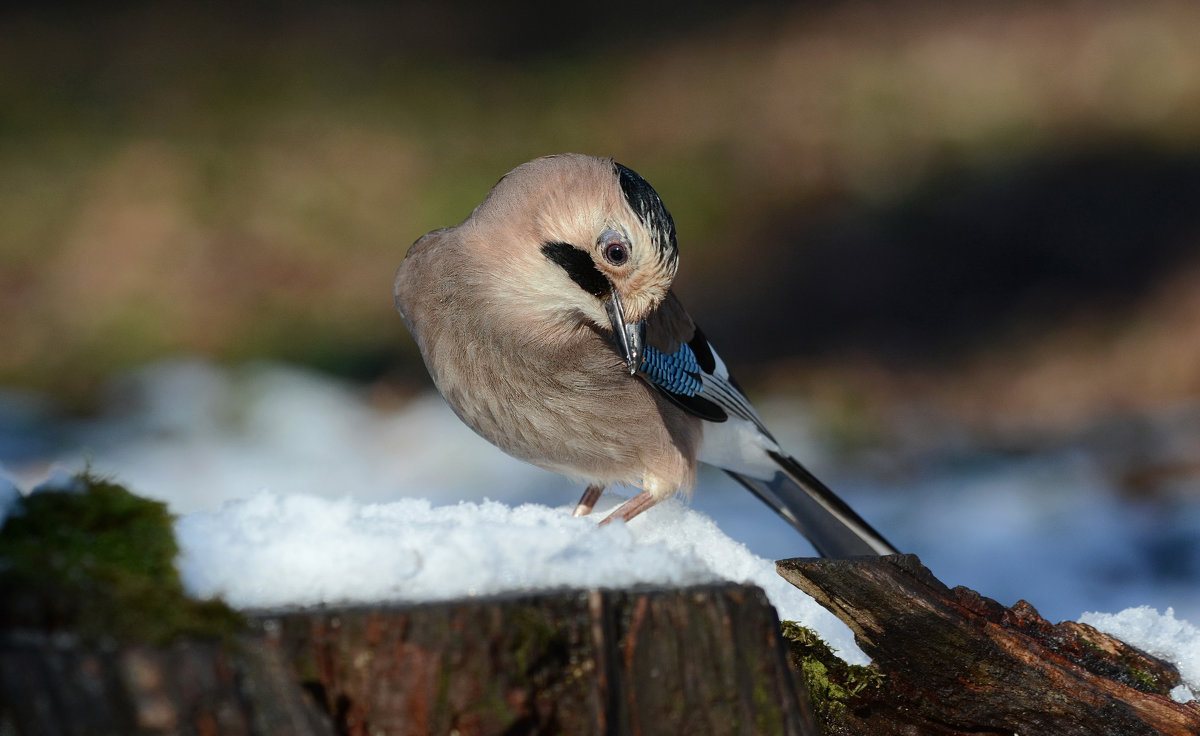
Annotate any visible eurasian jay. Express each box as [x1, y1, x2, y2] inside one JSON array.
[[394, 153, 897, 557]]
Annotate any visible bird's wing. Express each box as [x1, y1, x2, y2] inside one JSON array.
[[640, 293, 771, 432], [639, 293, 898, 558]]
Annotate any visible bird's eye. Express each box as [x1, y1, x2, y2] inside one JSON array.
[[603, 242, 628, 265]]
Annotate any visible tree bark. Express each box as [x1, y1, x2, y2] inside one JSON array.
[[777, 554, 1200, 736], [260, 583, 816, 736], [0, 583, 816, 735], [0, 635, 334, 735]]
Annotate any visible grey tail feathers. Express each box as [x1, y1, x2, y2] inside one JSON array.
[[725, 450, 898, 558]]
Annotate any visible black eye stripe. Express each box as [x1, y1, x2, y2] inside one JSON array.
[[541, 241, 610, 298]]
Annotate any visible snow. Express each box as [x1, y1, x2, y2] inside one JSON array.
[[1080, 606, 1200, 701], [37, 359, 569, 514], [2, 357, 1199, 691], [174, 489, 857, 657]]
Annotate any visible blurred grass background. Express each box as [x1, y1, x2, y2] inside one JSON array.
[[4, 0, 1200, 450]]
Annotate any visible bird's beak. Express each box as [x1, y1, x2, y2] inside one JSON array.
[[605, 289, 646, 375]]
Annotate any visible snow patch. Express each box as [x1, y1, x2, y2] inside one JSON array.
[[1080, 606, 1200, 702], [176, 490, 868, 663]]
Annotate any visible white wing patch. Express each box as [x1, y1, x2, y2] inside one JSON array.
[[697, 415, 781, 480]]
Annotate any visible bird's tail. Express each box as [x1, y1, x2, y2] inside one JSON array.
[[725, 450, 898, 558]]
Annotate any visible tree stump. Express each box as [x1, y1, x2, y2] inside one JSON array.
[[0, 584, 816, 735], [777, 554, 1200, 736], [0, 635, 333, 735], [259, 583, 815, 736]]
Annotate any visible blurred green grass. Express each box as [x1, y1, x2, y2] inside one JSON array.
[[3, 0, 1200, 424]]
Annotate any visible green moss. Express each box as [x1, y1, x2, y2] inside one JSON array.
[[751, 675, 785, 736], [509, 607, 566, 678], [1128, 667, 1159, 692], [1078, 632, 1173, 695], [0, 471, 243, 644], [780, 621, 883, 728]]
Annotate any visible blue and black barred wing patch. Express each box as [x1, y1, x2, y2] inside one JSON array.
[[640, 342, 728, 423], [640, 325, 773, 435]]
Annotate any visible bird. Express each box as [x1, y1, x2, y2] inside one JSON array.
[[393, 153, 897, 557]]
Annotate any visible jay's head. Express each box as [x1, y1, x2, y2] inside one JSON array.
[[466, 154, 679, 374]]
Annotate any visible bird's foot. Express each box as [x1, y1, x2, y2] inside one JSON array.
[[598, 489, 660, 526]]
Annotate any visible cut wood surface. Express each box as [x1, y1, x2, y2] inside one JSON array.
[[778, 554, 1200, 736]]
